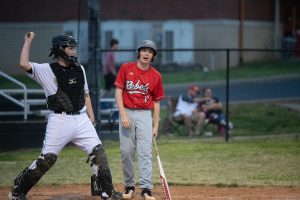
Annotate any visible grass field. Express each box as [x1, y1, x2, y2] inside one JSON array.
[[229, 102, 300, 136], [0, 137, 299, 187], [159, 101, 300, 136], [162, 59, 300, 84]]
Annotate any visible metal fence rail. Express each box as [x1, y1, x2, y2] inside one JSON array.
[[0, 71, 29, 120]]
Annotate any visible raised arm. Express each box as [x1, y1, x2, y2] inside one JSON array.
[[20, 32, 35, 71]]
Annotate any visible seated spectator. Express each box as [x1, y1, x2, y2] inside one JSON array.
[[198, 87, 233, 135], [172, 85, 206, 136]]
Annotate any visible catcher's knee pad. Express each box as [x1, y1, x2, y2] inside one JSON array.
[[88, 144, 113, 197], [12, 153, 57, 196]]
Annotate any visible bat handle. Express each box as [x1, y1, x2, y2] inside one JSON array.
[[153, 137, 159, 156]]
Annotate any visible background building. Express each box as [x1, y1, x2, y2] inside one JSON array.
[[0, 0, 299, 74]]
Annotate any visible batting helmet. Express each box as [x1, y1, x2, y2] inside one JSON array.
[[136, 40, 157, 61], [49, 35, 79, 66]]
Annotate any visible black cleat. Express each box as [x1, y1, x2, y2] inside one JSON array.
[[123, 186, 135, 199], [141, 188, 155, 200]]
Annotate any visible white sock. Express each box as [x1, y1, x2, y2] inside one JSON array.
[[102, 192, 109, 198]]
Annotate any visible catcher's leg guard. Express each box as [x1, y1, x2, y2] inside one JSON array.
[[88, 144, 114, 197], [10, 154, 57, 197]]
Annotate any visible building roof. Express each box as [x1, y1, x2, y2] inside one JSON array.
[[1, 0, 275, 22]]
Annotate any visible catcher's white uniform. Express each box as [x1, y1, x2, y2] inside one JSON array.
[[28, 62, 101, 155]]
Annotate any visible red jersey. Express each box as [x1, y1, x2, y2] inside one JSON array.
[[114, 62, 165, 109]]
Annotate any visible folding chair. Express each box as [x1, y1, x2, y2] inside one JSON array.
[[162, 96, 186, 136], [100, 98, 119, 134]]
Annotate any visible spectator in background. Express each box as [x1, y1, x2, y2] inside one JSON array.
[[198, 87, 233, 135], [295, 28, 300, 58], [173, 85, 207, 136], [101, 38, 119, 97], [282, 31, 296, 59]]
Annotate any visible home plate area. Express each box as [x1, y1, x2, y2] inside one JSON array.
[[1, 184, 300, 200]]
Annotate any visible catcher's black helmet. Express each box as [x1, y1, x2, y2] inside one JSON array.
[[49, 35, 79, 66], [52, 35, 78, 49]]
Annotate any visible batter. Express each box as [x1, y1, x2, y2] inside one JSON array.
[[114, 40, 165, 200]]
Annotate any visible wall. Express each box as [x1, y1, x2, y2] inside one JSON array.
[[162, 21, 194, 64], [0, 19, 274, 75], [194, 19, 274, 69], [0, 23, 63, 75]]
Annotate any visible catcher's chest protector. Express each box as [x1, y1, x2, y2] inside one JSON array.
[[48, 63, 85, 112]]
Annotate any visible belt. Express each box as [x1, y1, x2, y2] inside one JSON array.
[[54, 111, 81, 115], [125, 108, 151, 111]]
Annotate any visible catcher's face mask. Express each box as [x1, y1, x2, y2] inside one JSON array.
[[49, 35, 80, 66]]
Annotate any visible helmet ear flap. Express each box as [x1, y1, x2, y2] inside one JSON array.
[[151, 55, 156, 62]]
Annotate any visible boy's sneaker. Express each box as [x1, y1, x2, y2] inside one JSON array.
[[123, 186, 135, 199], [8, 192, 28, 200], [141, 188, 156, 200]]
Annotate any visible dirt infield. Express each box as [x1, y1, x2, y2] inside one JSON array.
[[1, 184, 300, 200]]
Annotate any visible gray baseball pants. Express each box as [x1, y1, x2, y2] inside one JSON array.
[[119, 108, 153, 189]]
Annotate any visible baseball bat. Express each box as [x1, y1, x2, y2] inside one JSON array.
[[153, 138, 172, 200]]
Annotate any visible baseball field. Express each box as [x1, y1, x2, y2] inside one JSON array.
[[1, 60, 299, 199], [1, 136, 299, 199]]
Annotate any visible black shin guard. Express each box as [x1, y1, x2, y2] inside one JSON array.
[[91, 174, 101, 196], [88, 144, 114, 197], [11, 154, 57, 196]]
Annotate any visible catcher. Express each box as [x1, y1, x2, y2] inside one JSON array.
[[8, 32, 122, 200]]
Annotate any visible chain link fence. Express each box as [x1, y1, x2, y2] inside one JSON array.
[[1, 47, 299, 146], [98, 48, 300, 141]]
